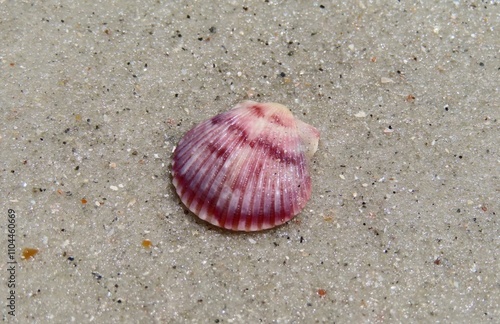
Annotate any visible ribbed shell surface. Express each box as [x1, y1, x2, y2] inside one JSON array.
[[172, 101, 320, 231]]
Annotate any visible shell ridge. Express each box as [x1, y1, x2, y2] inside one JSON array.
[[292, 156, 305, 215], [208, 131, 251, 228], [195, 133, 246, 225], [173, 115, 247, 215], [174, 132, 229, 201], [182, 129, 235, 190], [207, 107, 277, 230], [267, 124, 299, 226], [227, 147, 256, 230], [236, 126, 282, 230], [271, 127, 287, 227], [237, 134, 271, 230], [174, 113, 238, 161], [177, 108, 248, 158], [176, 119, 219, 154], [251, 136, 269, 230], [175, 111, 246, 187], [198, 126, 252, 225], [252, 136, 270, 229], [291, 133, 307, 215], [242, 142, 267, 230], [253, 125, 294, 229], [283, 147, 297, 218], [261, 148, 276, 228]]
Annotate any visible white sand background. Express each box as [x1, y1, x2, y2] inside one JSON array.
[[1, 1, 498, 322]]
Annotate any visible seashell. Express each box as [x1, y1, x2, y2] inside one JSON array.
[[171, 101, 320, 231]]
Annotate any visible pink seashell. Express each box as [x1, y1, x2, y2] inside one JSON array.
[[172, 101, 320, 231]]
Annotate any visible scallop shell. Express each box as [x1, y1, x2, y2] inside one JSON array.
[[172, 101, 320, 231]]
